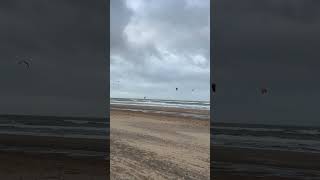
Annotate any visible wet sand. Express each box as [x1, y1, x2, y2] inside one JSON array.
[[110, 106, 210, 180], [0, 123, 109, 179], [0, 151, 108, 180], [211, 145, 320, 179]]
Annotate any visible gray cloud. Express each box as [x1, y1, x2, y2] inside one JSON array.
[[111, 0, 210, 101], [0, 0, 107, 117]]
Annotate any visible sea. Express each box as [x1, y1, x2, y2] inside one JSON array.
[[212, 122, 320, 179], [111, 98, 210, 120], [212, 122, 320, 154], [0, 114, 108, 159], [111, 98, 210, 110]]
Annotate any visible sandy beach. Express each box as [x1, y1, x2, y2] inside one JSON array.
[[0, 114, 109, 180], [0, 151, 108, 180], [110, 105, 210, 179], [211, 145, 320, 179]]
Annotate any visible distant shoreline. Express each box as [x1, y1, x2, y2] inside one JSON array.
[[111, 103, 209, 121], [111, 97, 210, 103]]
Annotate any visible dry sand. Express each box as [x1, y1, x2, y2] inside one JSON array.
[[110, 108, 210, 180]]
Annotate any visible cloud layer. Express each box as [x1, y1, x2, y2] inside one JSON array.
[[111, 0, 210, 101]]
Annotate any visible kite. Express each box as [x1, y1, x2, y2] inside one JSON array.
[[212, 83, 216, 94], [260, 88, 268, 95], [16, 56, 32, 70]]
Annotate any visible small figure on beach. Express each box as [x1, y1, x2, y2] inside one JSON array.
[[176, 87, 178, 91]]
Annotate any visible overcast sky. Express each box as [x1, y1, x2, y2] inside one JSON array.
[[110, 0, 210, 101], [0, 0, 107, 117], [213, 0, 320, 126]]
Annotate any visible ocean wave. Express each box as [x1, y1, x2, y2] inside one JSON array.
[[212, 123, 320, 153], [0, 130, 108, 140], [111, 107, 209, 120], [111, 98, 210, 110], [212, 134, 320, 153]]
